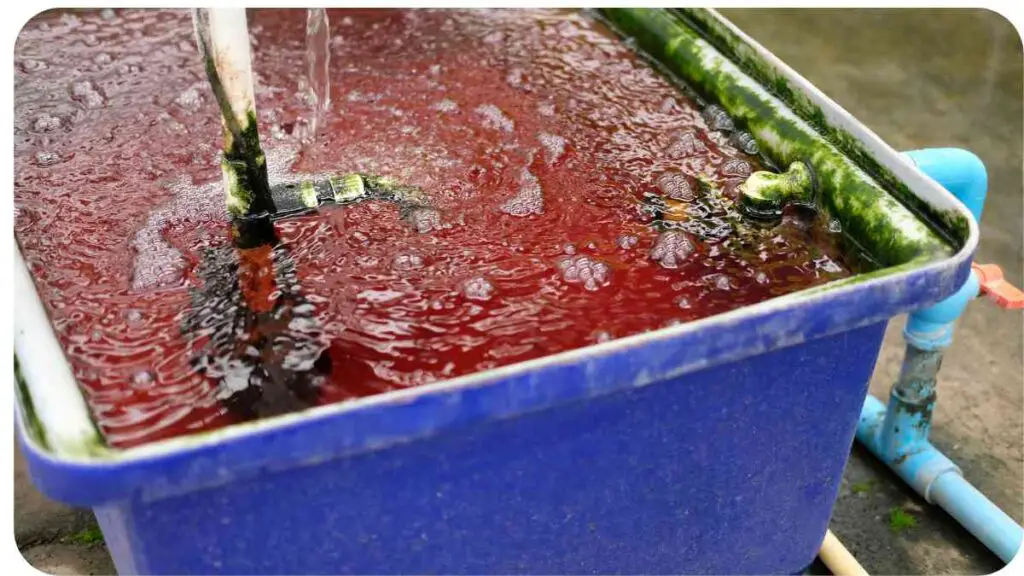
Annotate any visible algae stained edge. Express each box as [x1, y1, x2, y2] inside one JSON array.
[[676, 8, 972, 246], [598, 8, 955, 269]]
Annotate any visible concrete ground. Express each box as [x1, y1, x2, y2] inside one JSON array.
[[14, 8, 1022, 575]]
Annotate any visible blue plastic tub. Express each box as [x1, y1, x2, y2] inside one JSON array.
[[15, 8, 978, 575]]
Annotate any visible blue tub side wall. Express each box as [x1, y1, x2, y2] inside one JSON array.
[[104, 322, 885, 575]]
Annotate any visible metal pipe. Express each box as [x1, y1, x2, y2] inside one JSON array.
[[855, 148, 1023, 564]]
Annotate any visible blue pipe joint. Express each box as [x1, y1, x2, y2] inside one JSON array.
[[904, 273, 980, 351], [901, 148, 987, 351]]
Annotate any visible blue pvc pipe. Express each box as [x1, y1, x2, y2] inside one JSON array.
[[856, 148, 1023, 564], [857, 396, 1023, 563], [902, 148, 986, 351]]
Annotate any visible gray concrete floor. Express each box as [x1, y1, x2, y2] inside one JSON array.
[[14, 8, 1023, 575]]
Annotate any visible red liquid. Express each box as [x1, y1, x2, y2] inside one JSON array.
[[15, 9, 851, 448]]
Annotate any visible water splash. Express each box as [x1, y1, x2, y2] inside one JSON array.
[[300, 8, 331, 144]]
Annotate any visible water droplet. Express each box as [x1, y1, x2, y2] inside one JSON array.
[[32, 114, 62, 132], [463, 277, 494, 301], [678, 297, 692, 309], [650, 231, 698, 269], [93, 52, 112, 65], [125, 309, 144, 325], [617, 235, 638, 250], [755, 271, 770, 285], [828, 219, 842, 234], [593, 331, 613, 343], [656, 171, 696, 201], [132, 370, 156, 390]]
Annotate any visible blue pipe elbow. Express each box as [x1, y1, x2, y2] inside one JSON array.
[[902, 148, 988, 223], [902, 148, 988, 350]]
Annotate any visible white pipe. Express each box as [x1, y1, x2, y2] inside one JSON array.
[[819, 529, 869, 576], [199, 8, 258, 130]]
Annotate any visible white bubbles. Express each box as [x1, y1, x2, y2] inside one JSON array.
[[506, 67, 527, 89], [650, 230, 697, 270], [34, 151, 62, 167], [828, 219, 842, 234], [557, 255, 610, 291], [93, 52, 112, 65], [131, 178, 224, 291], [501, 169, 544, 217], [721, 159, 751, 178], [475, 104, 514, 133], [32, 114, 62, 132], [431, 98, 459, 113], [70, 80, 106, 109], [19, 60, 48, 73], [463, 276, 495, 301], [131, 370, 156, 390], [537, 101, 556, 117], [667, 131, 707, 158], [733, 131, 759, 155], [100, 8, 116, 20], [703, 273, 735, 291], [405, 207, 443, 233], [538, 133, 566, 165], [702, 104, 734, 132], [125, 309, 144, 325], [814, 256, 844, 275], [174, 86, 204, 113], [655, 171, 695, 202], [592, 330, 613, 343], [392, 252, 425, 271], [677, 296, 692, 309], [617, 235, 638, 250], [755, 271, 770, 285]]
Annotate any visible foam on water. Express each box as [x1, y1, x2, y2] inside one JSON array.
[[557, 255, 611, 291], [650, 230, 698, 269], [500, 168, 544, 216], [475, 104, 515, 133], [538, 133, 566, 165]]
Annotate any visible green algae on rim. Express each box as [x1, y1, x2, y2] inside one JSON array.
[[598, 8, 956, 269], [671, 8, 971, 248]]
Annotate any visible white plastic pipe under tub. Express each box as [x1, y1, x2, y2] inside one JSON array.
[[819, 529, 869, 576]]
